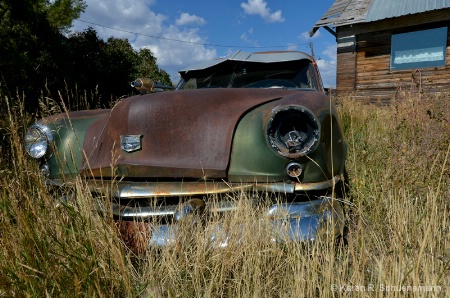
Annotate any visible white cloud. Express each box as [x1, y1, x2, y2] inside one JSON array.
[[240, 28, 258, 46], [322, 44, 337, 61], [176, 13, 206, 26], [300, 30, 321, 41], [137, 25, 216, 71], [240, 32, 250, 42], [316, 44, 337, 88], [286, 43, 298, 51], [241, 0, 284, 23], [70, 0, 216, 83]]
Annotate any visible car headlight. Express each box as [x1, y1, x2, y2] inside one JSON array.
[[267, 105, 320, 158], [24, 123, 53, 159]]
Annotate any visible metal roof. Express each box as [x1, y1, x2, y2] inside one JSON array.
[[310, 0, 374, 36], [366, 0, 450, 22], [179, 50, 312, 73], [311, 0, 450, 35]]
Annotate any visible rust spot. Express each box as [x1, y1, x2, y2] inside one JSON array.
[[81, 88, 303, 179], [115, 220, 150, 255]]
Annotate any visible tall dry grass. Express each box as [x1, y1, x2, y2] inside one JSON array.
[[0, 90, 448, 297]]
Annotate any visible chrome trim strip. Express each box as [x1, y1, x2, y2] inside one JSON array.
[[112, 204, 178, 218], [88, 176, 340, 198], [48, 175, 341, 198], [266, 199, 324, 219], [147, 196, 345, 246], [293, 175, 341, 191], [111, 200, 255, 218], [115, 182, 251, 198], [113, 181, 297, 198]]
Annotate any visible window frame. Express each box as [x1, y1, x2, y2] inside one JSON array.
[[390, 26, 448, 71]]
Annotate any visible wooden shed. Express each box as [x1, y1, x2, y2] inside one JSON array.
[[311, 0, 450, 101]]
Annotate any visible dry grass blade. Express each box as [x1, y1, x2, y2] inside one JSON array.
[[0, 90, 448, 297]]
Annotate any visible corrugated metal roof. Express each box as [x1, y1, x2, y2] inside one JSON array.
[[310, 0, 374, 36], [311, 0, 450, 34], [366, 0, 450, 22]]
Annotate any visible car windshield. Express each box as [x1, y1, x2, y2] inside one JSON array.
[[178, 59, 319, 90]]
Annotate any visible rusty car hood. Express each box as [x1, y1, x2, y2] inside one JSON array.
[[80, 88, 314, 179]]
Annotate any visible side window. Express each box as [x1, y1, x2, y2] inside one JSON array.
[[307, 63, 319, 91], [295, 65, 311, 88], [391, 27, 448, 71], [183, 78, 198, 89]]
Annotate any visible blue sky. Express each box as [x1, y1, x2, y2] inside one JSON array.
[[70, 0, 337, 87]]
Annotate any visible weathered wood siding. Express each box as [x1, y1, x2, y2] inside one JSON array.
[[336, 34, 356, 92], [335, 9, 450, 100]]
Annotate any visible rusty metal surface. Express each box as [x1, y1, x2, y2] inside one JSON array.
[[115, 220, 150, 255], [227, 89, 347, 183], [81, 88, 303, 179]]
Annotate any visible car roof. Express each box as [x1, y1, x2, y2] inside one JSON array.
[[179, 50, 313, 74]]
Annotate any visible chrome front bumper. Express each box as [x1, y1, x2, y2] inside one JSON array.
[[49, 175, 342, 198], [111, 177, 341, 197], [51, 177, 345, 247], [117, 196, 344, 247]]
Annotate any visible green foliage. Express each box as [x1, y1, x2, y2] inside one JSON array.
[[45, 0, 86, 32], [136, 48, 172, 86], [0, 0, 172, 113], [0, 0, 65, 111], [60, 29, 172, 109]]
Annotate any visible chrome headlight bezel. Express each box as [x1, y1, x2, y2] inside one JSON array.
[[266, 105, 320, 158], [24, 123, 54, 159]]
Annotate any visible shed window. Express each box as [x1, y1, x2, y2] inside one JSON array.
[[391, 27, 447, 71]]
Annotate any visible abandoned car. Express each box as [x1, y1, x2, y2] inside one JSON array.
[[24, 50, 347, 247]]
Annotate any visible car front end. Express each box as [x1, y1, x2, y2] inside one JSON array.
[[23, 50, 347, 248]]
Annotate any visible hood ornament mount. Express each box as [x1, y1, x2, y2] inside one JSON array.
[[120, 135, 142, 152]]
